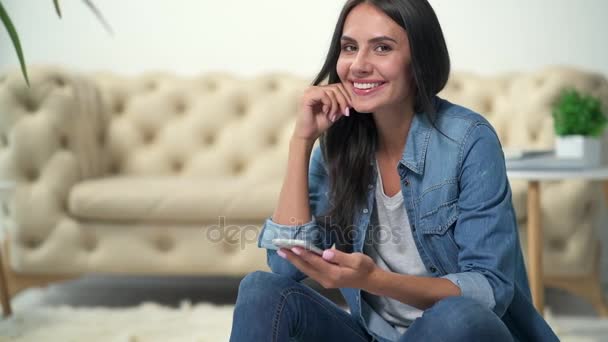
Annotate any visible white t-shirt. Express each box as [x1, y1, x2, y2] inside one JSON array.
[[362, 162, 432, 334]]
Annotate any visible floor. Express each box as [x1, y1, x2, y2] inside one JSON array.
[[7, 274, 608, 340]]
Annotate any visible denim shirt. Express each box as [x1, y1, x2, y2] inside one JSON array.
[[257, 96, 559, 342]]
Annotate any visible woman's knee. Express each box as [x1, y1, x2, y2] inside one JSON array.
[[424, 296, 512, 341], [238, 271, 298, 298]]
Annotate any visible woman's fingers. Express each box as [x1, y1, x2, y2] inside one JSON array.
[[318, 90, 332, 117], [334, 83, 353, 110], [324, 90, 342, 122], [330, 88, 348, 118]]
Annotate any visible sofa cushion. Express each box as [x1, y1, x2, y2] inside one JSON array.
[[69, 177, 280, 222]]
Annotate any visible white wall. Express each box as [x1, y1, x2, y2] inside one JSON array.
[[0, 0, 607, 77]]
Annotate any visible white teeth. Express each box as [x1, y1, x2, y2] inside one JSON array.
[[354, 82, 382, 90]]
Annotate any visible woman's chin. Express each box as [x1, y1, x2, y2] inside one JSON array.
[[352, 104, 377, 114]]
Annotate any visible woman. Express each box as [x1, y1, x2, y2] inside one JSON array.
[[230, 0, 558, 341]]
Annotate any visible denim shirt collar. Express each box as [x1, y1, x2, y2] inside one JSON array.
[[399, 98, 437, 175]]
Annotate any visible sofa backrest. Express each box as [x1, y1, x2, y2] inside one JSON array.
[[93, 72, 309, 181], [440, 66, 608, 152], [1, 66, 607, 183]]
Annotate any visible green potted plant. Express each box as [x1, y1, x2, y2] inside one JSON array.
[[0, 0, 111, 86], [552, 88, 607, 166]]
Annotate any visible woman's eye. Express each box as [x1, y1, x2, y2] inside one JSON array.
[[375, 45, 392, 53], [341, 45, 357, 52]]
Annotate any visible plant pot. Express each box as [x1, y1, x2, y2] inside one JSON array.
[[555, 135, 602, 167]]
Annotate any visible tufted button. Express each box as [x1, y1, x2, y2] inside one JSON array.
[[202, 133, 215, 146], [81, 232, 98, 252], [549, 239, 565, 251], [483, 98, 494, 113], [98, 131, 106, 146], [59, 135, 69, 149], [267, 135, 278, 147], [145, 81, 158, 92], [114, 101, 125, 115], [368, 184, 373, 189], [584, 201, 594, 217], [203, 134, 215, 146], [110, 162, 122, 174], [222, 238, 238, 253], [203, 80, 218, 92], [363, 208, 369, 214], [267, 80, 279, 91], [155, 235, 174, 252], [172, 159, 184, 173], [143, 130, 156, 144], [25, 168, 38, 182], [232, 160, 245, 175], [61, 198, 69, 213], [22, 235, 42, 249], [174, 99, 187, 115], [429, 266, 437, 273], [53, 76, 66, 88], [20, 95, 38, 113], [529, 130, 538, 142], [235, 102, 247, 117]]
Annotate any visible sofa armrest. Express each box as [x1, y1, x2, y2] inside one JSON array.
[[0, 66, 108, 252]]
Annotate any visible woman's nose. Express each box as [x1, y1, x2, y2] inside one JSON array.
[[351, 52, 372, 75]]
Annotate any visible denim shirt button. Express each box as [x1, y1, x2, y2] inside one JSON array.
[[429, 266, 437, 273], [363, 208, 369, 214], [404, 179, 410, 186]]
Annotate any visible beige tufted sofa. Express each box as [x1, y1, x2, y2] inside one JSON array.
[[0, 65, 607, 316]]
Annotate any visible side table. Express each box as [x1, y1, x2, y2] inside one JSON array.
[[507, 166, 608, 316]]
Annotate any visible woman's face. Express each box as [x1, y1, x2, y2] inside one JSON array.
[[337, 3, 414, 114]]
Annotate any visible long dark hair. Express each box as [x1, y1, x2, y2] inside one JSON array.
[[314, 0, 450, 252]]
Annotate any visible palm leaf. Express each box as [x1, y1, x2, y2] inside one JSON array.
[[0, 1, 29, 86], [53, 0, 62, 18], [82, 0, 113, 36]]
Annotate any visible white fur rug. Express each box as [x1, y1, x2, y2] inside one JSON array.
[[0, 301, 607, 341], [0, 301, 234, 342]]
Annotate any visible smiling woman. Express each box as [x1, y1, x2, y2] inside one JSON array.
[[230, 1, 559, 341]]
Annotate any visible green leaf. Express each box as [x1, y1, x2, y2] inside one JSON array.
[[552, 88, 607, 136], [82, 0, 114, 36], [53, 0, 62, 18], [0, 1, 29, 87]]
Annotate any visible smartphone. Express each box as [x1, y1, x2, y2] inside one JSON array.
[[272, 238, 324, 255]]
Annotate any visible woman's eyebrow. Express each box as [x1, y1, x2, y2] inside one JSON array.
[[340, 35, 398, 44]]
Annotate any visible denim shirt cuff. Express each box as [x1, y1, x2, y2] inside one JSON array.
[[441, 272, 496, 310], [258, 217, 321, 250]]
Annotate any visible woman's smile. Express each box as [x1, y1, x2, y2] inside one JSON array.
[[350, 80, 388, 96]]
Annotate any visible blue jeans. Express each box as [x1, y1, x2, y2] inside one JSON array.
[[230, 271, 514, 342]]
